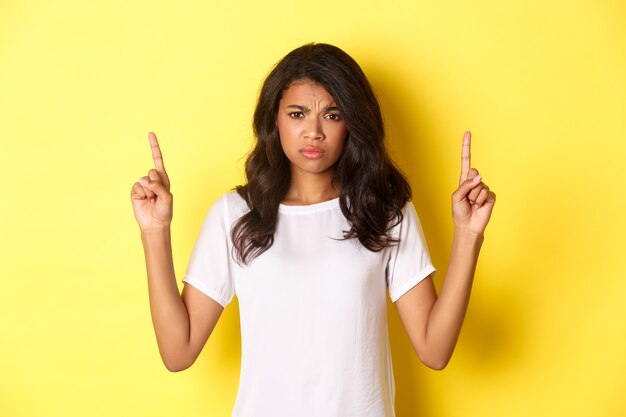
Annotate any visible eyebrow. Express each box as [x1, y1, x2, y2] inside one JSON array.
[[286, 105, 340, 112]]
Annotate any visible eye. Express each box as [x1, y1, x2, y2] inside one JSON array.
[[324, 113, 342, 121], [288, 111, 304, 118]]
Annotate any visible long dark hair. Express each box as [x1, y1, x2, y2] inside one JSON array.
[[231, 42, 412, 265]]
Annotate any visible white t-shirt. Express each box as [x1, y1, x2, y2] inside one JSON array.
[[182, 191, 436, 417]]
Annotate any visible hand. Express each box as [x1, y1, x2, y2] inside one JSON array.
[[130, 132, 173, 233], [451, 131, 496, 235]]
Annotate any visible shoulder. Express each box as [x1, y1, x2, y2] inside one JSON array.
[[210, 190, 250, 223], [390, 199, 418, 227], [198, 190, 250, 236], [402, 200, 420, 221], [387, 199, 425, 239]]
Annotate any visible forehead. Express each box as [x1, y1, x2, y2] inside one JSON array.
[[280, 80, 335, 104]]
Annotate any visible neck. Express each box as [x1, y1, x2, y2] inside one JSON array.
[[282, 169, 339, 206]]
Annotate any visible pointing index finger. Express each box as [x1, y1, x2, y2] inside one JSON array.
[[460, 130, 471, 184], [148, 131, 166, 173]]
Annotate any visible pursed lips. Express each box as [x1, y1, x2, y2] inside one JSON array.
[[300, 146, 325, 158]]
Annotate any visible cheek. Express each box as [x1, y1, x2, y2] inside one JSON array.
[[277, 116, 298, 142], [276, 117, 288, 144], [277, 120, 299, 158], [332, 125, 348, 153]]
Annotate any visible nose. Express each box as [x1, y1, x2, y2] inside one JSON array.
[[303, 117, 324, 141]]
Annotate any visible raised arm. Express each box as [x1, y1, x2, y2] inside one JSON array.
[[131, 132, 224, 372], [394, 131, 496, 370]]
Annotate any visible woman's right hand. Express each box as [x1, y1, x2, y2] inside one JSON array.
[[130, 132, 173, 233]]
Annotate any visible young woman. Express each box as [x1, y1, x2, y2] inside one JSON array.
[[130, 43, 495, 417]]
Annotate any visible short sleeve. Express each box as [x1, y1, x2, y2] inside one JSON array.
[[386, 201, 436, 303], [182, 194, 236, 308]]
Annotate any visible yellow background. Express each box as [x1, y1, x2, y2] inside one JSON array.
[[1, 0, 625, 416]]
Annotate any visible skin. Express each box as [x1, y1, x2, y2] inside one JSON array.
[[394, 131, 496, 369], [130, 125, 495, 372], [276, 80, 347, 205], [131, 133, 223, 372]]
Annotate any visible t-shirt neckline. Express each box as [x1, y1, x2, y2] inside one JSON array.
[[279, 197, 340, 213]]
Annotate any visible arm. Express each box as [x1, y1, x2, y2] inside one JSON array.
[[395, 230, 483, 370], [132, 132, 224, 372], [395, 131, 496, 370], [141, 227, 224, 372]]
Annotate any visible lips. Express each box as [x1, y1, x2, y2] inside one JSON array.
[[300, 146, 325, 159]]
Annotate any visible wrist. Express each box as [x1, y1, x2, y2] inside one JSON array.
[[141, 226, 171, 240], [453, 227, 485, 243]]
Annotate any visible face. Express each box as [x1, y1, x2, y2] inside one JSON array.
[[276, 80, 347, 178]]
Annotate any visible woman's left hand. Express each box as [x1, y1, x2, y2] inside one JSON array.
[[451, 131, 496, 236]]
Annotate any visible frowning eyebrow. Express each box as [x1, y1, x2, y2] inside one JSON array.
[[286, 105, 340, 112]]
